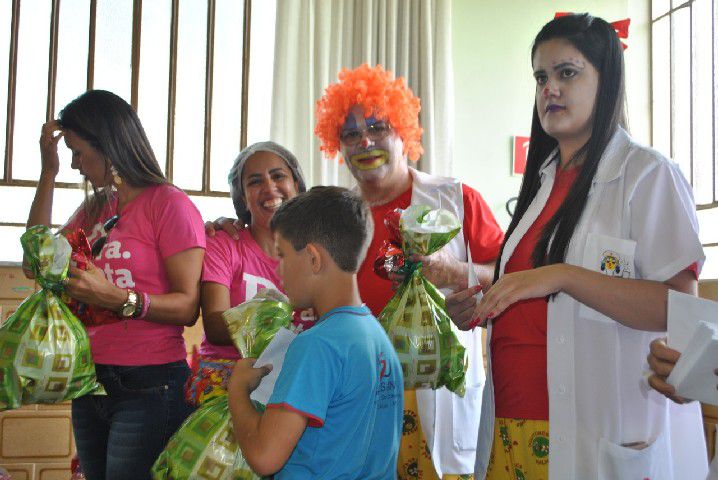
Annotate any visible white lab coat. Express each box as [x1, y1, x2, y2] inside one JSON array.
[[409, 167, 486, 475], [474, 128, 708, 479]]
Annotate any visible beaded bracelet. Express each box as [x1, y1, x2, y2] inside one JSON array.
[[138, 292, 151, 319], [131, 290, 143, 319]]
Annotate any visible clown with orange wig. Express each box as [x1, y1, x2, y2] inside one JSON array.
[[315, 64, 505, 480]]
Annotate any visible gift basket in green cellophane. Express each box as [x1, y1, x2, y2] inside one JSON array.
[[376, 205, 468, 396], [152, 395, 269, 480], [0, 225, 102, 411], [152, 290, 293, 480]]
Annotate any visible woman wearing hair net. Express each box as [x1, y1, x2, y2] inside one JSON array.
[[185, 142, 313, 406]]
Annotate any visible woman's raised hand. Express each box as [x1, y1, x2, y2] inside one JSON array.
[[39, 120, 63, 177]]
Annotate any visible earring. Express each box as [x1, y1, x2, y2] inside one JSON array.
[[110, 165, 123, 185]]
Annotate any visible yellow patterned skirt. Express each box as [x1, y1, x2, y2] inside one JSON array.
[[485, 418, 549, 480], [398, 389, 474, 480]]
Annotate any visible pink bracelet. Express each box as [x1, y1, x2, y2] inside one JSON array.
[[138, 292, 151, 319]]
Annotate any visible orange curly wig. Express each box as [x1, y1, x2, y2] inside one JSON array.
[[314, 64, 423, 162]]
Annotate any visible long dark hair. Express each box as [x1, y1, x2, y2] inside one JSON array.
[[58, 90, 166, 224], [494, 13, 627, 281]]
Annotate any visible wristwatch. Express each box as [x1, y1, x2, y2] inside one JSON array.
[[121, 290, 139, 318]]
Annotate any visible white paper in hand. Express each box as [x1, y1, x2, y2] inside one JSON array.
[[667, 290, 718, 352], [250, 327, 297, 405], [467, 242, 483, 302], [667, 320, 718, 405]]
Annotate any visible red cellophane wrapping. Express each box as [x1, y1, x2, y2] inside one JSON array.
[[373, 208, 406, 280], [63, 228, 122, 328]]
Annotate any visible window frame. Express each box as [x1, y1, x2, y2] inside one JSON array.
[[0, 0, 254, 231], [651, 0, 718, 211]]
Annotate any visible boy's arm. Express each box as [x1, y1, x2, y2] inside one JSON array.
[[227, 358, 308, 476]]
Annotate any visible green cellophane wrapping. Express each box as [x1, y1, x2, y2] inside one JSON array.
[[378, 205, 468, 396], [152, 395, 268, 480], [0, 226, 103, 411], [152, 291, 292, 478], [222, 289, 293, 358]]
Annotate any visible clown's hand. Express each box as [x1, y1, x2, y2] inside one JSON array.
[[205, 217, 245, 240], [446, 285, 484, 330], [408, 249, 468, 291]]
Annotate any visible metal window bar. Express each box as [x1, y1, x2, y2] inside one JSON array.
[[202, 0, 216, 193], [240, 0, 251, 151], [654, 0, 694, 22], [130, 0, 142, 110], [165, 0, 179, 183], [3, 0, 20, 183], [713, 0, 717, 205], [690, 2, 694, 187], [0, 221, 61, 229], [47, 0, 60, 122], [87, 0, 96, 90], [670, 6, 674, 162]]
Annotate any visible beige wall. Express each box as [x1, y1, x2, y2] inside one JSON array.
[[452, 0, 652, 228]]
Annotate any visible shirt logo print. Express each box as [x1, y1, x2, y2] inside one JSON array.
[[599, 250, 631, 278], [378, 352, 392, 380]]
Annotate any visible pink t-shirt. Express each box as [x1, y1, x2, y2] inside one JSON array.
[[201, 229, 315, 360], [64, 184, 206, 366]]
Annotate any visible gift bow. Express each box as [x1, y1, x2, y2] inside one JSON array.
[[63, 227, 122, 327], [373, 208, 407, 281], [554, 13, 630, 49]]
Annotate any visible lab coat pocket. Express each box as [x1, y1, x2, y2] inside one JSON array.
[[597, 430, 671, 480], [579, 233, 637, 323], [452, 385, 482, 450]]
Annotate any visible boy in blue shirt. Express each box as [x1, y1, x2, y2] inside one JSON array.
[[227, 186, 403, 479]]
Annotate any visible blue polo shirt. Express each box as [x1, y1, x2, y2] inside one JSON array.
[[267, 305, 403, 479]]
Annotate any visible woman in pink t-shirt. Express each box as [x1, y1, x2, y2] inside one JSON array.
[[27, 90, 205, 480], [187, 142, 312, 406]]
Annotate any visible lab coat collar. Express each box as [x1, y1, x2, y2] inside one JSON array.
[[592, 127, 631, 185], [539, 127, 631, 185]]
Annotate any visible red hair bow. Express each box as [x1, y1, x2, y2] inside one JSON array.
[[554, 12, 630, 50]]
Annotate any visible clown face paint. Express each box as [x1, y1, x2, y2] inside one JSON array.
[[532, 39, 599, 147], [340, 105, 405, 186], [342, 113, 391, 170], [349, 149, 390, 170]]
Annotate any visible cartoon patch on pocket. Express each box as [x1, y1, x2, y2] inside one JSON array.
[[600, 250, 631, 278]]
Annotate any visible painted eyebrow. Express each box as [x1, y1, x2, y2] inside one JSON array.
[[553, 61, 584, 71], [533, 62, 585, 75], [341, 117, 386, 131]]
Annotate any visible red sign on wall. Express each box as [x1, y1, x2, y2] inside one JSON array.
[[512, 136, 530, 176]]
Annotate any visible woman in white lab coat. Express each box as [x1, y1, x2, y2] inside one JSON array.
[[449, 13, 707, 479]]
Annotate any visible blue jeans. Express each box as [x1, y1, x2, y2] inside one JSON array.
[[71, 361, 193, 480]]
